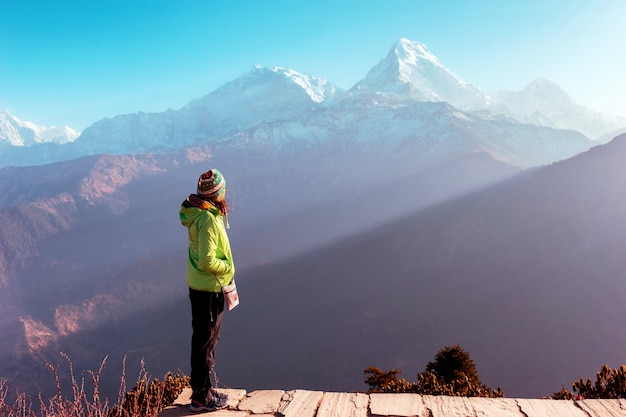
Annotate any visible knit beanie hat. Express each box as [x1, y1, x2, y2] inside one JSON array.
[[197, 169, 226, 199]]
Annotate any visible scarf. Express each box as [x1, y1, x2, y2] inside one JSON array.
[[186, 194, 230, 229], [187, 193, 213, 210]]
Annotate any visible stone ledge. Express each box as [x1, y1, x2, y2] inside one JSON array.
[[159, 388, 626, 417]]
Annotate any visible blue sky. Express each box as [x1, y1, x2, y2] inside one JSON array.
[[1, 0, 625, 131]]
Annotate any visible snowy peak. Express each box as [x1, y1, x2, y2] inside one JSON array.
[[3, 37, 624, 168], [243, 65, 338, 105], [76, 65, 342, 156], [269, 66, 337, 104], [394, 38, 447, 78], [519, 78, 578, 110], [0, 110, 80, 147], [491, 78, 626, 139], [351, 39, 624, 139], [352, 38, 492, 110], [524, 77, 568, 94], [490, 77, 579, 115], [184, 65, 338, 115]]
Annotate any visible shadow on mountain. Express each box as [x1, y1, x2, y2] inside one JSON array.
[[217, 135, 626, 398], [0, 146, 519, 399], [16, 135, 625, 401]]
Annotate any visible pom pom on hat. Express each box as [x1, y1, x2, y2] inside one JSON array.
[[197, 169, 226, 199]]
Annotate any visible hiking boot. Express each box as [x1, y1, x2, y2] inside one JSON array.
[[189, 398, 206, 412], [189, 395, 228, 413], [209, 387, 229, 402], [189, 391, 206, 412]]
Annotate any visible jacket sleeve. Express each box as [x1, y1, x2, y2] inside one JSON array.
[[196, 214, 233, 275]]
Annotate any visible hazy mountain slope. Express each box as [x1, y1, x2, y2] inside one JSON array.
[[0, 151, 212, 397], [0, 136, 520, 399], [72, 85, 596, 171], [0, 134, 517, 318], [23, 137, 626, 397], [236, 152, 519, 266], [0, 103, 612, 401], [27, 134, 624, 401], [491, 78, 626, 140], [3, 129, 623, 399], [209, 134, 626, 397], [203, 98, 594, 170], [1, 95, 588, 294], [0, 153, 181, 287]]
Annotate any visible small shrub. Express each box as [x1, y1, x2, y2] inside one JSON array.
[[425, 344, 481, 386], [418, 345, 503, 398], [364, 367, 416, 393], [364, 344, 504, 398], [551, 364, 626, 399], [550, 386, 576, 400]]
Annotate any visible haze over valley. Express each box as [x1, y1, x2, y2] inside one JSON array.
[[1, 38, 625, 400]]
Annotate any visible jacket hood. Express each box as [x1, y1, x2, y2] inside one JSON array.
[[180, 198, 219, 228]]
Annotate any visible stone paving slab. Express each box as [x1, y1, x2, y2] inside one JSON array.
[[220, 389, 248, 409], [369, 393, 426, 416], [160, 388, 626, 417], [517, 398, 589, 417], [317, 392, 369, 417], [160, 387, 248, 416], [170, 387, 192, 407], [577, 399, 626, 417], [468, 397, 524, 417], [159, 404, 249, 416], [277, 389, 324, 417], [237, 390, 285, 414], [194, 411, 249, 417], [423, 395, 475, 417]]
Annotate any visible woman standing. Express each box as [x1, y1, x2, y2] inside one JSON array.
[[179, 169, 234, 412]]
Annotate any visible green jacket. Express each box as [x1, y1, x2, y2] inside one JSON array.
[[179, 199, 235, 292]]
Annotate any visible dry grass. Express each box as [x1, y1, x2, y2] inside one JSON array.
[[0, 353, 189, 417]]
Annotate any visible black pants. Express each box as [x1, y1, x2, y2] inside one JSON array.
[[189, 288, 224, 400]]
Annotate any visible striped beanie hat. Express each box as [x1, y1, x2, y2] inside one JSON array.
[[197, 169, 226, 199]]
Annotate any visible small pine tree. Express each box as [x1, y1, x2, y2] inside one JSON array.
[[551, 364, 626, 399], [425, 344, 481, 386], [418, 345, 503, 398], [363, 344, 504, 397]]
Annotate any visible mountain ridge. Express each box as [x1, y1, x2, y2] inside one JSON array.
[[2, 38, 625, 167], [0, 110, 80, 147]]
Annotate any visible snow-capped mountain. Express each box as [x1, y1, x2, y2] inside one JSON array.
[[352, 38, 494, 111], [2, 37, 625, 169], [210, 99, 593, 169], [351, 38, 625, 140], [491, 78, 626, 139], [62, 45, 597, 170], [0, 110, 80, 147], [182, 65, 338, 121], [72, 66, 340, 155]]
